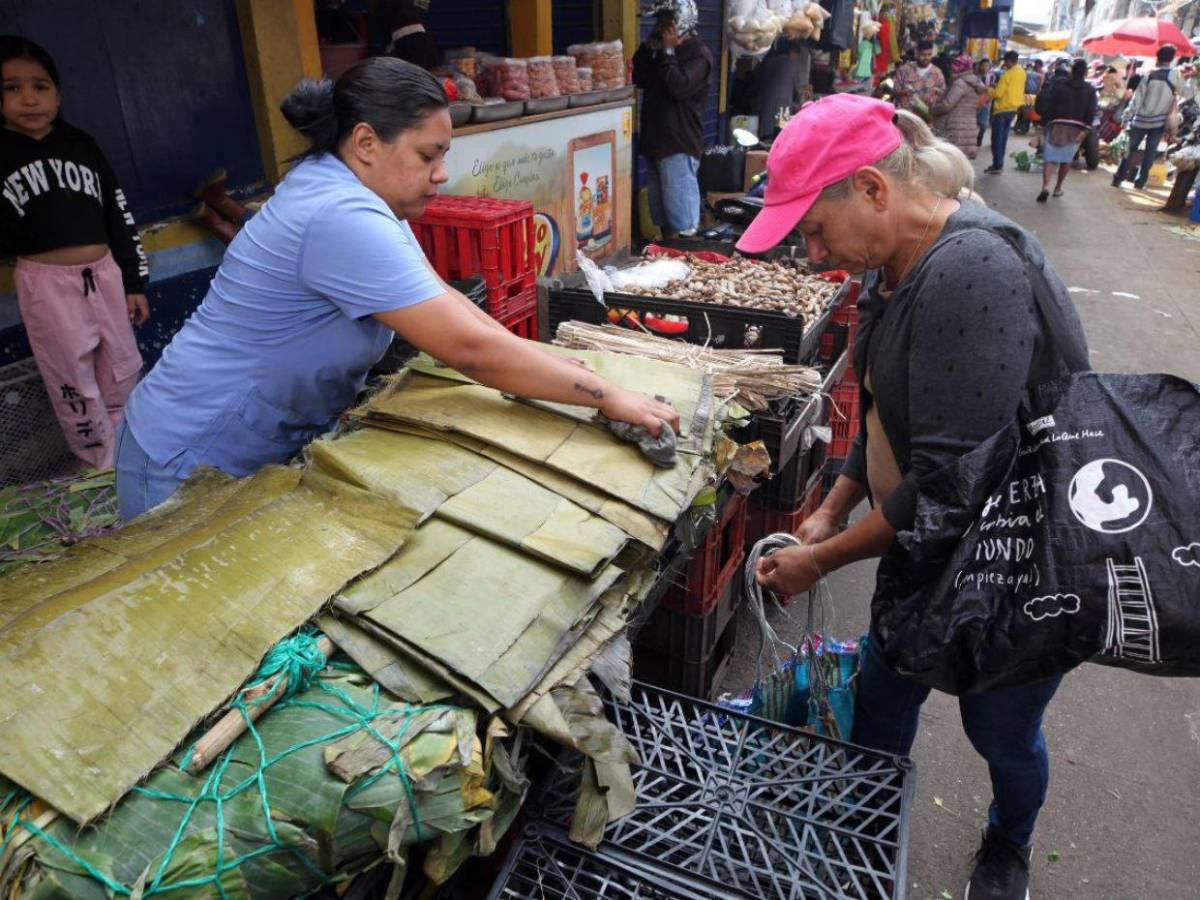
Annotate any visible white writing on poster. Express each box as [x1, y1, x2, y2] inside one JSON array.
[[470, 148, 557, 194]]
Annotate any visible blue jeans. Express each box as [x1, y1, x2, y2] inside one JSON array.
[[1113, 126, 1165, 187], [990, 111, 1016, 169], [646, 153, 701, 235], [852, 637, 1061, 847], [114, 421, 186, 521]]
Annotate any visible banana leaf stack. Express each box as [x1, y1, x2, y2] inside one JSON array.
[[0, 348, 748, 897], [0, 661, 529, 899]]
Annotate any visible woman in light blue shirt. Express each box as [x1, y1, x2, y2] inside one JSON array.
[[116, 58, 677, 519]]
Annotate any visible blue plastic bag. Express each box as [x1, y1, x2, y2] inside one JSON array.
[[722, 535, 866, 741]]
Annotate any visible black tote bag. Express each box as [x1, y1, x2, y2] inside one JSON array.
[[871, 228, 1200, 694]]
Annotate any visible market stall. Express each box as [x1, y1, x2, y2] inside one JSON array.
[[0, 326, 907, 900], [431, 41, 637, 276], [442, 96, 636, 278]]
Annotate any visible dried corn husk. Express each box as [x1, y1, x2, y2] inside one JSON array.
[[554, 321, 822, 412]]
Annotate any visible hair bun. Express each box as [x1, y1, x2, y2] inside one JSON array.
[[280, 79, 336, 136]]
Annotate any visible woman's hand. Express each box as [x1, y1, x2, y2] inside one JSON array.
[[795, 509, 839, 545], [600, 387, 680, 437], [755, 543, 823, 599], [127, 293, 150, 325]]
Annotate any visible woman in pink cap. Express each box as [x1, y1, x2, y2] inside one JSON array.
[[745, 94, 1088, 900]]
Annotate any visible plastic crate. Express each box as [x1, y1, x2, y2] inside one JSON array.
[[832, 283, 861, 384], [829, 379, 861, 461], [0, 358, 76, 488], [635, 572, 740, 673], [411, 195, 537, 320], [498, 300, 538, 340], [547, 270, 848, 366], [633, 604, 738, 700], [660, 490, 747, 617], [817, 322, 849, 367], [488, 824, 731, 899], [746, 467, 824, 543], [753, 349, 846, 508], [534, 681, 915, 900], [733, 346, 849, 477]]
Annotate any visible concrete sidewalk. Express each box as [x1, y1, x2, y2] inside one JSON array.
[[720, 137, 1200, 899]]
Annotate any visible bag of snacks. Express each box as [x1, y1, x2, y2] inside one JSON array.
[[567, 40, 625, 90], [576, 66, 594, 92], [482, 57, 531, 101], [526, 56, 561, 98], [551, 55, 580, 93], [444, 46, 478, 79]]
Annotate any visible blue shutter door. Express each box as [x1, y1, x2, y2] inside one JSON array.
[[1, 0, 264, 221], [553, 0, 599, 52]]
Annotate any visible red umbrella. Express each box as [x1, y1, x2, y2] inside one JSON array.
[[1082, 17, 1193, 57]]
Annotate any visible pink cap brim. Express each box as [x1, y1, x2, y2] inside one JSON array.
[[734, 190, 820, 255]]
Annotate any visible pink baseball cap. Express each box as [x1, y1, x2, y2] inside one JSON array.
[[736, 95, 904, 254]]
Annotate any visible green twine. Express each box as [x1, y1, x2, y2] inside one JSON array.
[[0, 630, 452, 898]]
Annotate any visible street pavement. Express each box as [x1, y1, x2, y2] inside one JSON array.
[[719, 136, 1200, 899]]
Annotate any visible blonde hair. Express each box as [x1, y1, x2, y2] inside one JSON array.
[[819, 109, 974, 203]]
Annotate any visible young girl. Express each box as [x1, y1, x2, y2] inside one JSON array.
[[0, 36, 148, 469]]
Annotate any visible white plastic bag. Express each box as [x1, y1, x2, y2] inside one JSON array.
[[576, 251, 615, 305], [728, 0, 783, 60], [607, 258, 692, 291]]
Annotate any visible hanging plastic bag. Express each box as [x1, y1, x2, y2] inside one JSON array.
[[874, 226, 1200, 695], [575, 251, 614, 305], [727, 0, 783, 60], [721, 534, 864, 740]]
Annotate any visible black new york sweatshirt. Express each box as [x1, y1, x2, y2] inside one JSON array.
[[0, 120, 148, 293]]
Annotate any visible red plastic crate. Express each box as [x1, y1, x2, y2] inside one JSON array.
[[829, 378, 861, 460], [746, 467, 824, 543], [660, 491, 748, 618], [411, 195, 537, 320], [497, 301, 538, 340]]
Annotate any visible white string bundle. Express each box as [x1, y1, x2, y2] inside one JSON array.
[[743, 533, 836, 692]]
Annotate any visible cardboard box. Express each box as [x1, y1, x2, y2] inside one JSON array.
[[744, 150, 769, 192]]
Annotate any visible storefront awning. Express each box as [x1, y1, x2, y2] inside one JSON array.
[[1009, 28, 1071, 50]]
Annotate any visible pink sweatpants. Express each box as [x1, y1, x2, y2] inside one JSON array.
[[15, 253, 143, 469]]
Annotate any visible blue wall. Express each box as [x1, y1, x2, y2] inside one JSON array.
[[0, 0, 265, 222]]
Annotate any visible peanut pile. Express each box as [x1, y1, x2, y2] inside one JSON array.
[[620, 257, 841, 320]]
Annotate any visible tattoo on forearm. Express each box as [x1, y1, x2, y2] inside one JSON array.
[[574, 382, 604, 401]]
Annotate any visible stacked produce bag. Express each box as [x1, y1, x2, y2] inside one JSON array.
[[0, 348, 743, 897]]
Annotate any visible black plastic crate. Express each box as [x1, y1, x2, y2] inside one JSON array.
[[749, 347, 849, 493], [488, 824, 732, 899], [547, 274, 845, 366], [534, 681, 915, 900], [633, 590, 738, 700], [634, 575, 740, 687]]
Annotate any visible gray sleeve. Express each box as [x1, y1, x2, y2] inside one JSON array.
[[881, 231, 1039, 529]]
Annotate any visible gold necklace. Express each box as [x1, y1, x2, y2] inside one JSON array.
[[890, 196, 942, 289]]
